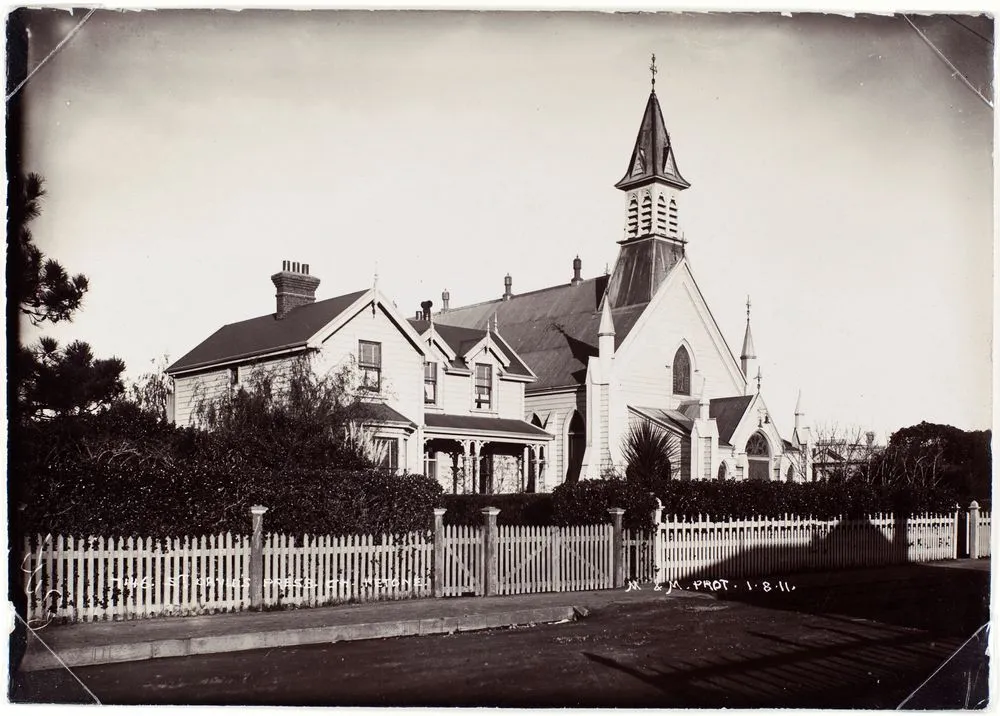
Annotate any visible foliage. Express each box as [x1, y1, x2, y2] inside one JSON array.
[[621, 420, 681, 491], [14, 444, 443, 539], [17, 338, 126, 420], [9, 173, 88, 325], [128, 355, 174, 422], [551, 477, 658, 530], [439, 494, 556, 526], [191, 355, 380, 471]]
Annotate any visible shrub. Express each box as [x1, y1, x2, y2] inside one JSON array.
[[439, 494, 555, 526], [551, 478, 657, 530]]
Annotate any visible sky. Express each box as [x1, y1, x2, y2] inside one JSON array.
[[17, 9, 995, 440]]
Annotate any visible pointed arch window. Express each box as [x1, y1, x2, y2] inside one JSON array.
[[672, 346, 691, 395], [656, 195, 667, 235], [627, 196, 639, 238], [668, 198, 679, 236], [746, 431, 771, 482], [640, 193, 653, 235]]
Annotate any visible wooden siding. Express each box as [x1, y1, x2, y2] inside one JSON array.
[[525, 388, 585, 490], [314, 304, 424, 430], [616, 270, 745, 411]]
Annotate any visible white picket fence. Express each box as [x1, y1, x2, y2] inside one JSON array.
[[649, 512, 959, 583], [972, 512, 992, 558], [21, 534, 252, 624], [21, 509, 981, 624], [261, 533, 434, 608], [21, 531, 433, 624], [496, 524, 614, 595]]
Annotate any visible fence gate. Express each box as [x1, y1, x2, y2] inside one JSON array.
[[440, 524, 484, 596]]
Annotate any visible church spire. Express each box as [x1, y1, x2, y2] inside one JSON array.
[[741, 296, 758, 393], [606, 59, 691, 310], [615, 60, 689, 193]]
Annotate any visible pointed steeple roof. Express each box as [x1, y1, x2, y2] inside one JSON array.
[[615, 90, 689, 192], [599, 298, 616, 336], [740, 296, 757, 360]]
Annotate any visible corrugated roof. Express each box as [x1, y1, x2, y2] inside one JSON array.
[[168, 290, 368, 374], [434, 275, 647, 391], [710, 395, 754, 447], [424, 413, 553, 439]]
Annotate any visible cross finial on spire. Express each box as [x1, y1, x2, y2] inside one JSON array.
[[746, 295, 751, 322], [649, 53, 657, 89]]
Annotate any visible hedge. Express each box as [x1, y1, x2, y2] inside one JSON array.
[[13, 458, 443, 538], [439, 494, 555, 526]]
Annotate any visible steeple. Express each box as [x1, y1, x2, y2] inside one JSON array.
[[741, 296, 758, 393], [606, 56, 691, 310], [614, 88, 689, 193]]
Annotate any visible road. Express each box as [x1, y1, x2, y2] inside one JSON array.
[[12, 562, 989, 708]]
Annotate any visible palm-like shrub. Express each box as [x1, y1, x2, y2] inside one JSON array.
[[622, 420, 680, 491]]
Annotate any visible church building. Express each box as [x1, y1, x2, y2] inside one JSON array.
[[165, 61, 815, 492], [430, 65, 815, 488]]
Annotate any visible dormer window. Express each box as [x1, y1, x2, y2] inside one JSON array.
[[475, 364, 492, 410], [359, 341, 381, 393], [672, 345, 691, 395], [424, 361, 438, 405]]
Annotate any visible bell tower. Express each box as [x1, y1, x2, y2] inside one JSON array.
[[607, 54, 691, 309]]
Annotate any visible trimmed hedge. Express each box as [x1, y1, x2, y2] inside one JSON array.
[[14, 459, 443, 538], [440, 494, 555, 526]]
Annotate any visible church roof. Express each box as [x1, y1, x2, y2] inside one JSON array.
[[167, 289, 368, 374], [709, 395, 754, 447], [433, 274, 646, 391], [615, 90, 689, 192]]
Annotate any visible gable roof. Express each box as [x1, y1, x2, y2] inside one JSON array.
[[407, 320, 533, 378], [433, 274, 646, 391], [709, 395, 754, 447], [167, 289, 368, 374]]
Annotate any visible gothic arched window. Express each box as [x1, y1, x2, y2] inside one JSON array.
[[640, 193, 653, 235], [668, 198, 679, 236], [746, 431, 771, 482], [672, 346, 691, 395], [627, 196, 638, 238], [656, 195, 667, 234]]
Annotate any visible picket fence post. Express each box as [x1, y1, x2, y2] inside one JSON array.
[[481, 507, 500, 597], [250, 505, 268, 609], [608, 508, 625, 588], [968, 501, 980, 559], [432, 508, 446, 598], [650, 498, 663, 584]]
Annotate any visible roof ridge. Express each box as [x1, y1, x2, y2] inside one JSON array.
[[438, 276, 604, 317]]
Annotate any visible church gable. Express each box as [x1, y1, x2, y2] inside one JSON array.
[[613, 259, 746, 408]]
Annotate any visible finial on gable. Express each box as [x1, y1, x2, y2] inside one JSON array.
[[649, 52, 657, 90]]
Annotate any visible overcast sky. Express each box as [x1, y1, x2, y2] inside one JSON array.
[[19, 10, 994, 439]]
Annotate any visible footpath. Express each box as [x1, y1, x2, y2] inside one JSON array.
[[17, 559, 988, 673]]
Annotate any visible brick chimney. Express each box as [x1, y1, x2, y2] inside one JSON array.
[[441, 289, 450, 312], [420, 300, 433, 321], [503, 274, 513, 301], [271, 260, 320, 319]]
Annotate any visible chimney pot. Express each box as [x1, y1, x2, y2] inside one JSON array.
[[442, 289, 450, 312], [271, 261, 320, 319], [420, 299, 433, 321], [503, 274, 513, 300], [571, 256, 583, 286]]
